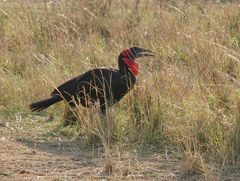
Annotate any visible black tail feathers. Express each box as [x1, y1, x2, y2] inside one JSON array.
[[30, 95, 62, 112]]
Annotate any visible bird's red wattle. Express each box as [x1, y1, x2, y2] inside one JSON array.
[[123, 58, 139, 76], [130, 62, 139, 76]]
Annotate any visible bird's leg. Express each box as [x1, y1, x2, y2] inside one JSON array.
[[63, 104, 78, 126], [100, 103, 106, 114], [99, 97, 106, 114]]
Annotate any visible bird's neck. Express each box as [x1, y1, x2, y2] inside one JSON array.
[[119, 65, 135, 78], [118, 57, 139, 76]]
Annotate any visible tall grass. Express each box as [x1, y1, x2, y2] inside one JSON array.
[[0, 0, 239, 177]]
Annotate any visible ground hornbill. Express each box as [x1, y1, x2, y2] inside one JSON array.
[[30, 47, 154, 113]]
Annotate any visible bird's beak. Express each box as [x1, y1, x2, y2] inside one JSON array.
[[136, 50, 155, 57], [131, 47, 155, 58]]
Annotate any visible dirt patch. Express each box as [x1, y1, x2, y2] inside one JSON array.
[[0, 118, 236, 180]]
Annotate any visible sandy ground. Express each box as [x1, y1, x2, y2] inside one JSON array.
[[0, 117, 238, 181]]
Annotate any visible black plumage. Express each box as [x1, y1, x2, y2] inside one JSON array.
[[30, 47, 154, 113]]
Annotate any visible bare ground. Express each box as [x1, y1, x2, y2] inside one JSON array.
[[0, 116, 237, 181]]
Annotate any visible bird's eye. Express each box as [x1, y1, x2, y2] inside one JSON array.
[[122, 49, 133, 58]]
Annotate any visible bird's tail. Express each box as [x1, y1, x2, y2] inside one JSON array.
[[29, 95, 62, 112]]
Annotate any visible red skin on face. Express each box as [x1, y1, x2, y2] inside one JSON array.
[[123, 58, 139, 76], [122, 49, 139, 76]]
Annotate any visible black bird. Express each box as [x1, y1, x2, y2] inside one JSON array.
[[30, 47, 154, 113]]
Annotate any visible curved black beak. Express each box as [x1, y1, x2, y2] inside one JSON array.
[[130, 47, 155, 59]]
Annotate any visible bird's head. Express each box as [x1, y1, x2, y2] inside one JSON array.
[[119, 47, 155, 76]]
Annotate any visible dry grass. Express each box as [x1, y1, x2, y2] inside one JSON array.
[[0, 0, 240, 179]]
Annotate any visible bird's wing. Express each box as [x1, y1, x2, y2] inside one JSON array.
[[50, 68, 120, 97], [50, 71, 90, 96]]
